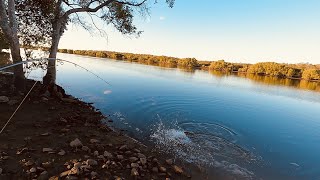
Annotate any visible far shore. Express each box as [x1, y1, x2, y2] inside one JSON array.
[[53, 48, 320, 83]]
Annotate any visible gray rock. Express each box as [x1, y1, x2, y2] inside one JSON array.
[[29, 167, 37, 173], [119, 145, 127, 151], [117, 155, 124, 160], [152, 167, 158, 173], [159, 166, 167, 173], [58, 149, 66, 156], [137, 153, 146, 159], [131, 163, 139, 168], [129, 157, 138, 163], [90, 139, 100, 144], [91, 171, 98, 177], [140, 158, 147, 165], [81, 146, 90, 152], [7, 99, 18, 106], [42, 148, 54, 153], [0, 96, 9, 103], [0, 168, 2, 174], [86, 159, 98, 166], [24, 160, 34, 166], [38, 171, 49, 180], [166, 159, 173, 165], [93, 151, 99, 157], [70, 138, 82, 148], [103, 151, 113, 159], [131, 168, 139, 176]]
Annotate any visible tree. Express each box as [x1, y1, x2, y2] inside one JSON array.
[[21, 0, 174, 91], [0, 0, 26, 92], [0, 30, 9, 51]]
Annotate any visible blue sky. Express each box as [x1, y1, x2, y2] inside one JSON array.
[[60, 0, 320, 64]]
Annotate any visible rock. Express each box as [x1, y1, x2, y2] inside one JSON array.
[[60, 170, 70, 177], [119, 145, 127, 151], [60, 118, 68, 123], [140, 158, 147, 165], [159, 166, 167, 173], [61, 97, 77, 103], [173, 165, 183, 174], [68, 167, 80, 175], [42, 162, 51, 168], [58, 149, 66, 156], [152, 167, 158, 173], [0, 168, 2, 174], [91, 171, 98, 177], [81, 146, 90, 152], [124, 151, 132, 155], [131, 163, 139, 168], [70, 138, 82, 148], [74, 162, 82, 169], [166, 159, 173, 165], [41, 132, 50, 136], [30, 167, 37, 173], [93, 151, 99, 157], [129, 157, 138, 163], [49, 176, 59, 180], [117, 155, 124, 160], [24, 160, 34, 166], [152, 158, 158, 163], [137, 153, 146, 159], [86, 159, 98, 166], [38, 171, 49, 180], [102, 164, 108, 169], [97, 155, 105, 159], [131, 168, 139, 176], [90, 139, 100, 144], [103, 151, 113, 159], [24, 136, 32, 141], [7, 99, 18, 106], [43, 148, 54, 153], [133, 148, 141, 153], [0, 96, 9, 103], [41, 97, 49, 101], [60, 128, 70, 133]]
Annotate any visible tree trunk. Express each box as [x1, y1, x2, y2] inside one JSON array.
[[43, 20, 62, 96], [10, 39, 26, 92], [0, 0, 26, 92]]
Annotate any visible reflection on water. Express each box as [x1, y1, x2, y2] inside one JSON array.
[[24, 53, 320, 180], [237, 72, 320, 92], [208, 70, 320, 92]]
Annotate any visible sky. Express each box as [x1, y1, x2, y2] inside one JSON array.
[[59, 0, 320, 64]]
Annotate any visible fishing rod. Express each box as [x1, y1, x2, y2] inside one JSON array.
[[0, 58, 112, 86]]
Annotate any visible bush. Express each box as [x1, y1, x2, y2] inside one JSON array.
[[302, 69, 320, 80]]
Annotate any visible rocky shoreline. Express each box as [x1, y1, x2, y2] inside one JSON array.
[[0, 74, 194, 180]]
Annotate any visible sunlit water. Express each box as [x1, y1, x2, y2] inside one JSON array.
[[26, 53, 320, 179]]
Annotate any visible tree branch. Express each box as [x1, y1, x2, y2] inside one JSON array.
[[62, 0, 115, 19], [61, 0, 148, 20]]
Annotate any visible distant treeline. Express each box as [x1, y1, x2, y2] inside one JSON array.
[[53, 48, 320, 81]]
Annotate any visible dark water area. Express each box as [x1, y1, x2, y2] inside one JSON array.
[[24, 53, 320, 180]]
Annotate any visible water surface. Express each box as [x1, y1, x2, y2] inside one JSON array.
[[28, 53, 320, 179]]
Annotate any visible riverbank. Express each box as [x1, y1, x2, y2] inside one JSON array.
[[55, 48, 320, 82], [0, 74, 197, 180]]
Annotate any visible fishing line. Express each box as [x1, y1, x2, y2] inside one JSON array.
[[0, 81, 38, 134], [0, 58, 112, 86]]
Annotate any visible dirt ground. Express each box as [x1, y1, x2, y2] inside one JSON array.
[[0, 74, 199, 180]]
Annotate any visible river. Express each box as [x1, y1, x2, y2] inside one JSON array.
[[27, 53, 320, 179]]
